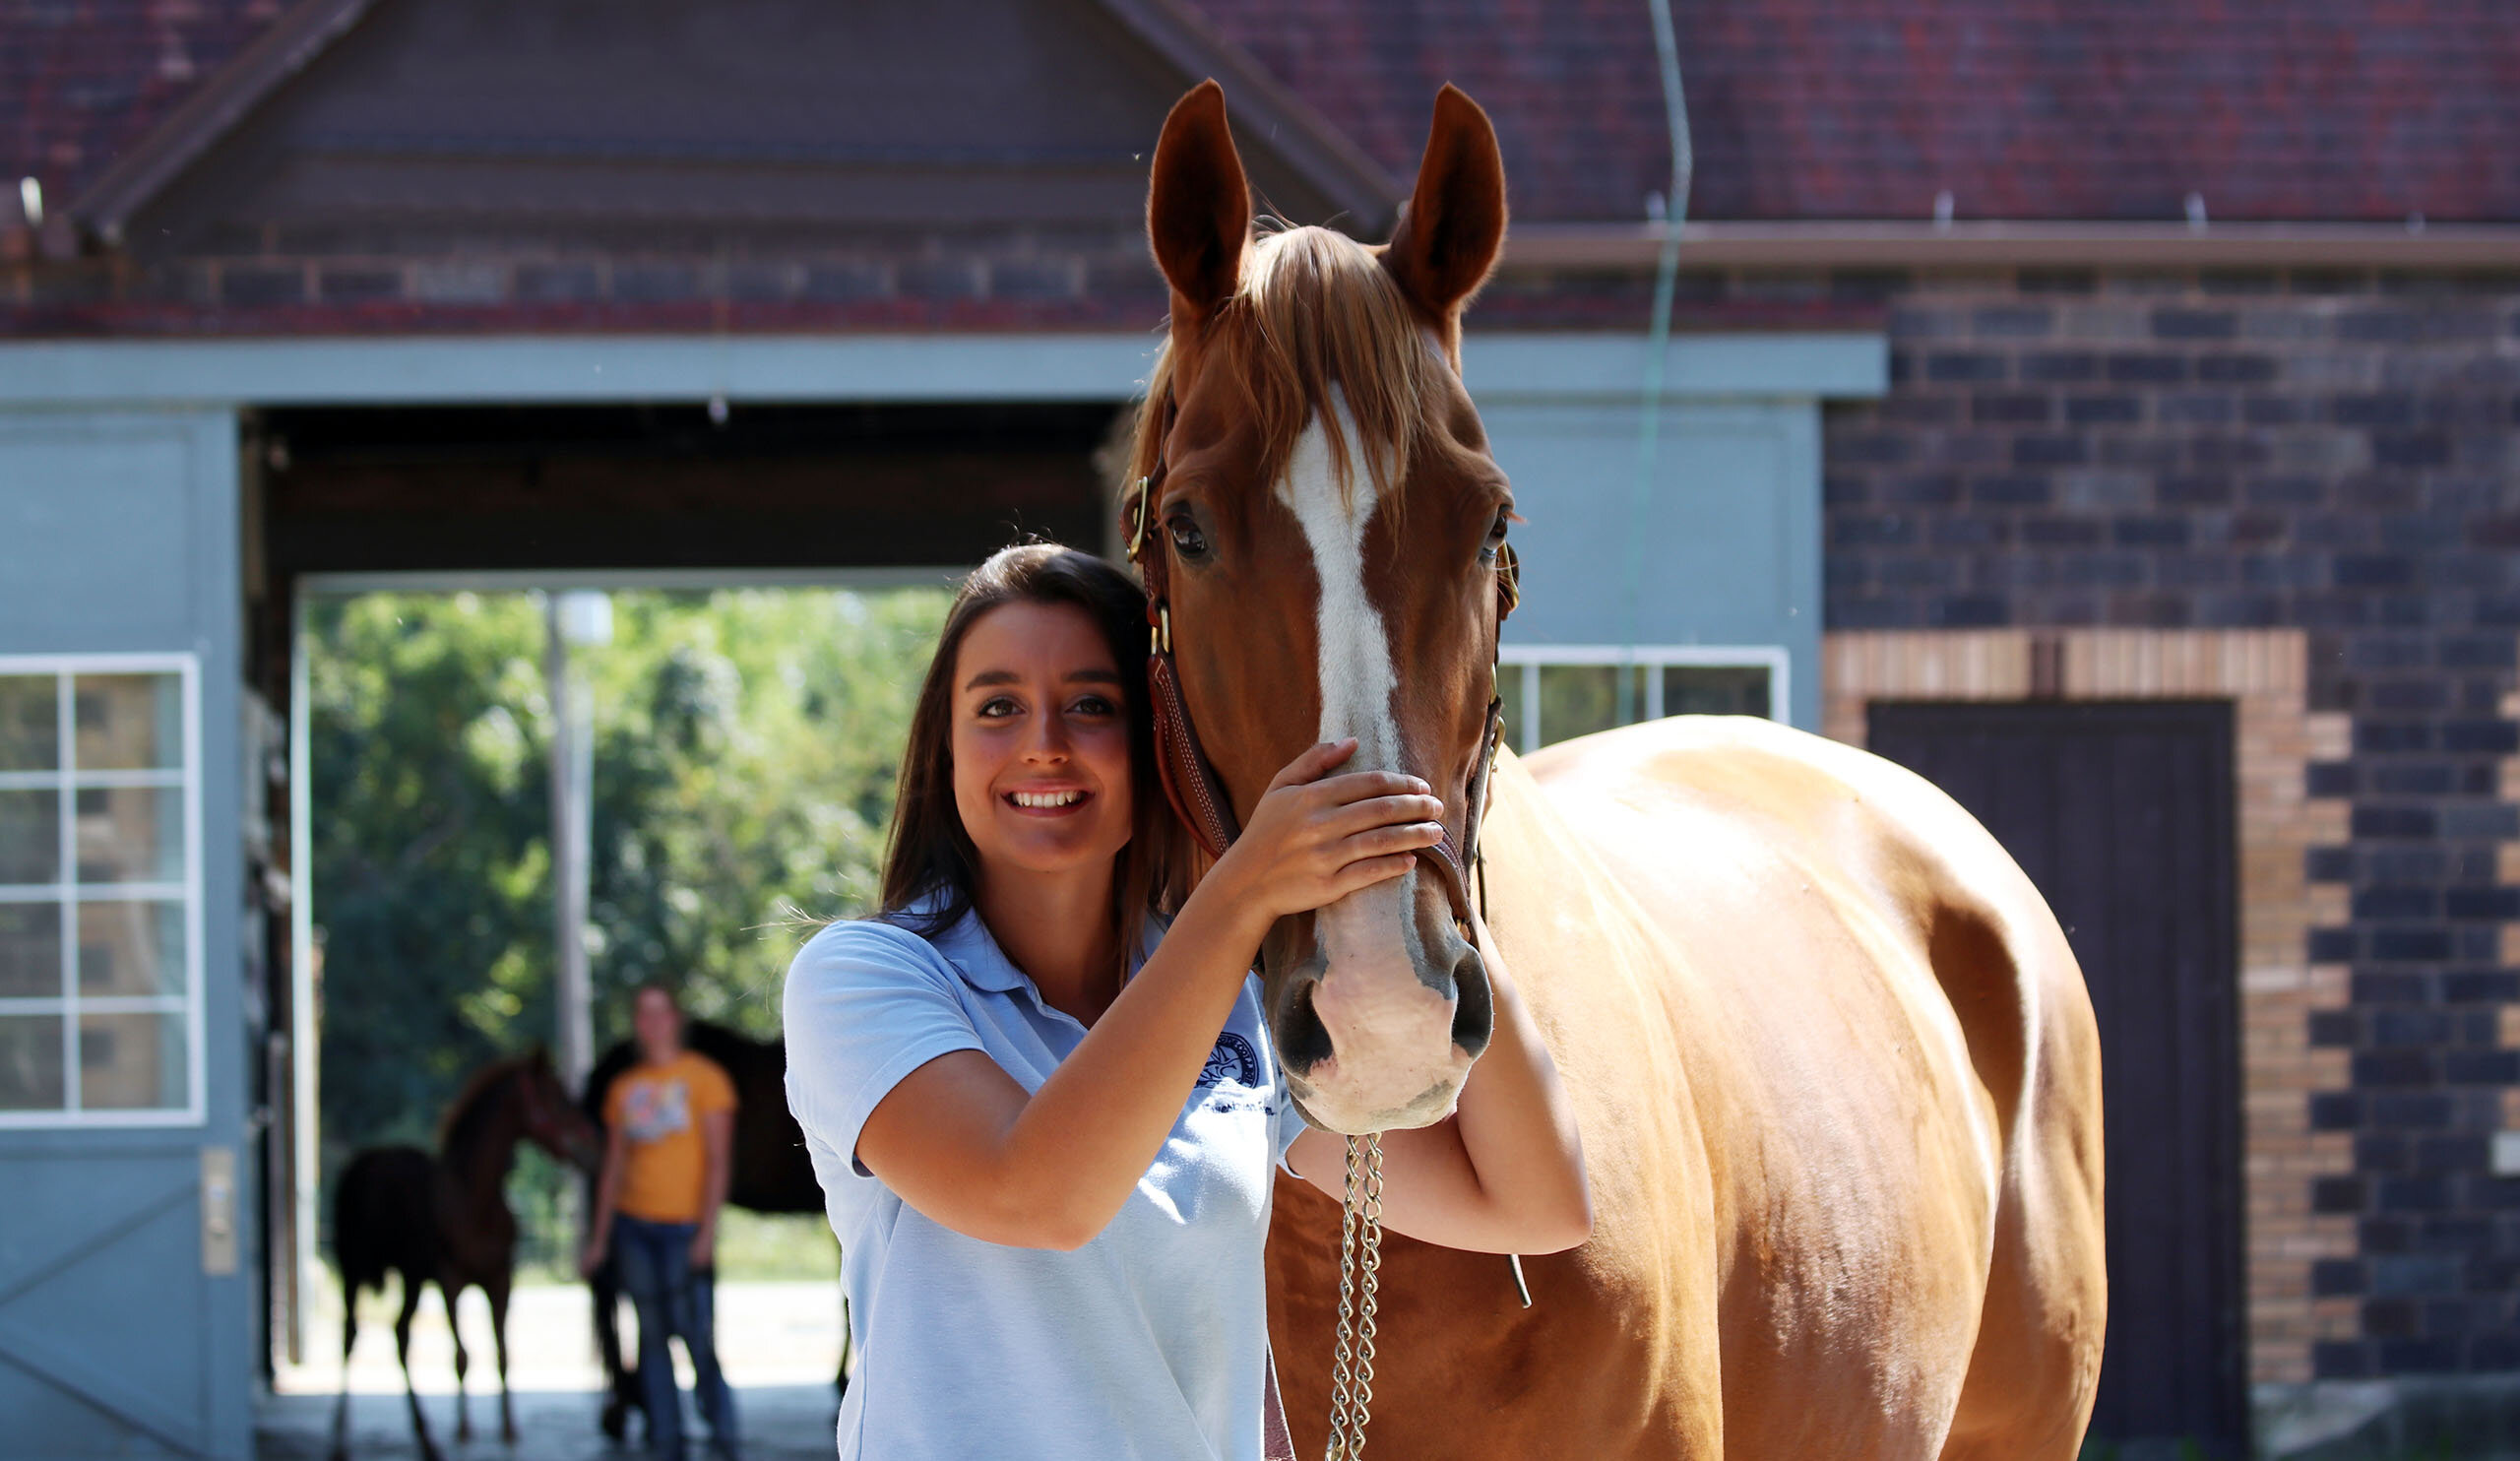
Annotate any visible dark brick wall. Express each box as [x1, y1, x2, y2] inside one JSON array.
[[1823, 265, 2520, 1379]]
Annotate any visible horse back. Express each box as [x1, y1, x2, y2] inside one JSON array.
[[1517, 716, 2105, 1458]]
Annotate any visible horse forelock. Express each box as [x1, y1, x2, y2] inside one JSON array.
[[1132, 223, 1451, 521]]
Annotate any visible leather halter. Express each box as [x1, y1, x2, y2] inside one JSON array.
[[1122, 395, 1520, 925]]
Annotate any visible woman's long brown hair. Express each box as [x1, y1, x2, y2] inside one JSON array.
[[877, 543, 1180, 973]]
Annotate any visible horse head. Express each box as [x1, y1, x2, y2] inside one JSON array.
[[515, 1046, 604, 1172], [1133, 81, 1514, 1136]]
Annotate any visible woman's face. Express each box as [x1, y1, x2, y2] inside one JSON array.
[[950, 600, 1136, 885]]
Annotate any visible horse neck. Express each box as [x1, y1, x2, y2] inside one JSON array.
[[439, 1075, 528, 1214]]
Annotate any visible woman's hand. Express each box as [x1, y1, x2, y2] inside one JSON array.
[[1206, 738, 1447, 924]]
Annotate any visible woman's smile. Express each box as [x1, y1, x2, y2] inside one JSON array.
[[1005, 785, 1094, 813]]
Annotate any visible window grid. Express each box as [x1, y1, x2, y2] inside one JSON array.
[[0, 655, 202, 1126], [1497, 643, 1791, 752]]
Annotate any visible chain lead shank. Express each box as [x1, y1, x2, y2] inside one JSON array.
[[1326, 1132, 1386, 1461]]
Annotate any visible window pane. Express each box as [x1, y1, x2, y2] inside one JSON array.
[[78, 900, 185, 997], [73, 787, 183, 884], [0, 1015, 65, 1111], [80, 1011, 186, 1111], [0, 676, 56, 772], [1497, 664, 1528, 755], [74, 674, 181, 772], [0, 903, 63, 998], [1539, 665, 1647, 746], [1664, 665, 1773, 719], [0, 790, 61, 885]]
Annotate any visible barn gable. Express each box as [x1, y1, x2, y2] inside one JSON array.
[[87, 0, 1397, 264]]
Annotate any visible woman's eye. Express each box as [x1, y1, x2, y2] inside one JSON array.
[[976, 696, 1021, 719], [1167, 517, 1210, 560], [1070, 694, 1118, 717]]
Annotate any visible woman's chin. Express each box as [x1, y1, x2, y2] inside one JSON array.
[[985, 820, 1127, 876]]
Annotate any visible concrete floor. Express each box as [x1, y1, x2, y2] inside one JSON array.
[[260, 1280, 847, 1461]]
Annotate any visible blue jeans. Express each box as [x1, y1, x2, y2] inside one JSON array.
[[613, 1215, 739, 1460]]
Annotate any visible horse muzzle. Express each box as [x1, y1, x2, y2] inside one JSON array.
[[1268, 868, 1495, 1135]]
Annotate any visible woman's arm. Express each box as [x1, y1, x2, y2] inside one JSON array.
[[854, 739, 1444, 1251], [1287, 920, 1590, 1254]]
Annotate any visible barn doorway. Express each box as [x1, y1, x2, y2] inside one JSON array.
[[238, 398, 1124, 1443], [1867, 700, 2247, 1460]]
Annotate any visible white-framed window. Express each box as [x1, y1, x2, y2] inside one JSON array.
[[1497, 644, 1789, 755], [0, 655, 204, 1126]]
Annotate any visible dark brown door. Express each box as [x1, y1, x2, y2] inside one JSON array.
[[1867, 700, 2245, 1459]]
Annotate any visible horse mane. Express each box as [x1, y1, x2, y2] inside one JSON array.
[[436, 1051, 532, 1158], [1129, 223, 1450, 511]]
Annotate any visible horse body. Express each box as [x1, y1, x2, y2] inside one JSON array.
[[1129, 75, 2102, 1458], [1268, 720, 2105, 1458], [330, 1050, 597, 1461]]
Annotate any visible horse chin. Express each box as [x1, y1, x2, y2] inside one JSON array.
[[1287, 1065, 1465, 1137]]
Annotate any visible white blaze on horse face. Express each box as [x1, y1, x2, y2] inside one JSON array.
[[1276, 396, 1466, 1131]]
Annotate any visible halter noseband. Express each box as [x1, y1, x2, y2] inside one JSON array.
[[1122, 394, 1520, 927]]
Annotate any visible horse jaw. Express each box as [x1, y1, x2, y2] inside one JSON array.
[[1273, 397, 1480, 1135]]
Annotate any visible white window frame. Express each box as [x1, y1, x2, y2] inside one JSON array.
[[0, 652, 206, 1127], [1497, 643, 1791, 752]]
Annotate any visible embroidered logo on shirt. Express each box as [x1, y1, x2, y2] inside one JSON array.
[[621, 1077, 691, 1144], [1196, 1032, 1260, 1090]]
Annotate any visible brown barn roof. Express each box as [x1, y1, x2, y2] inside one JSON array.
[[4, 0, 2516, 238]]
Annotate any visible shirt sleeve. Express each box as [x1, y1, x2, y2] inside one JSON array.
[[689, 1055, 738, 1116], [783, 919, 988, 1179]]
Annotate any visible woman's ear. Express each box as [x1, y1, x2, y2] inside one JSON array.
[[1147, 79, 1251, 331]]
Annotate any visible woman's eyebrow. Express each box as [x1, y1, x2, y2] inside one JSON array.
[[961, 666, 1124, 691]]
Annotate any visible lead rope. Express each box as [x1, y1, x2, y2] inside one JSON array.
[[1326, 1131, 1387, 1460]]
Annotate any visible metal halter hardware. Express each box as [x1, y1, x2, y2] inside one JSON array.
[[1124, 404, 1524, 1461]]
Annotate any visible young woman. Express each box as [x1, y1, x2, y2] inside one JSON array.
[[783, 543, 1587, 1460]]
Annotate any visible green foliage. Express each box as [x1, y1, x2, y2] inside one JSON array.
[[311, 586, 950, 1190]]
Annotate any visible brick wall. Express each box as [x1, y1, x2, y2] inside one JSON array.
[[1822, 266, 2520, 1380]]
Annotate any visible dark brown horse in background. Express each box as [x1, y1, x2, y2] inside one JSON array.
[[580, 1019, 845, 1443], [329, 1048, 599, 1461]]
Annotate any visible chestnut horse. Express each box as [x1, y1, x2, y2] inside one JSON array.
[[1131, 82, 2108, 1458]]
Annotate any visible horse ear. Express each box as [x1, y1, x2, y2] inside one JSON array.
[[1382, 84, 1508, 327], [1148, 79, 1250, 327]]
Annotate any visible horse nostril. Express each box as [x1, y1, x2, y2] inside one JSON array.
[[1449, 944, 1494, 1058], [1281, 977, 1336, 1074]]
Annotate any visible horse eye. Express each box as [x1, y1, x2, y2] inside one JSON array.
[[1168, 518, 1210, 561], [1480, 510, 1509, 562]]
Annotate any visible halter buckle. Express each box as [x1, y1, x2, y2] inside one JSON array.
[[1127, 476, 1154, 564]]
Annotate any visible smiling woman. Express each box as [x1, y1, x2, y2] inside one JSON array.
[[779, 536, 1588, 1461]]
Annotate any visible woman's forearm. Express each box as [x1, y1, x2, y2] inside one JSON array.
[[1304, 927, 1590, 1253], [863, 881, 1273, 1250], [1449, 943, 1592, 1248]]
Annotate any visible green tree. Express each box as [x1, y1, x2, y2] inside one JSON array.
[[310, 586, 951, 1195]]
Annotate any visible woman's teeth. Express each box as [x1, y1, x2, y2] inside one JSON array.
[[1011, 790, 1085, 809]]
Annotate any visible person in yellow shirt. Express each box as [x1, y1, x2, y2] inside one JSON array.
[[582, 984, 739, 1461]]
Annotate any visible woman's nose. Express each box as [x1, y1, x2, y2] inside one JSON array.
[[1023, 710, 1072, 761]]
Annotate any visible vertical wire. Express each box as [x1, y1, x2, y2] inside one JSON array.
[[1617, 0, 1695, 729]]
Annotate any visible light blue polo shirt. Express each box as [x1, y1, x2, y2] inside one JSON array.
[[782, 898, 1301, 1461]]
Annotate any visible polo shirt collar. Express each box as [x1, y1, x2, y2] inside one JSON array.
[[926, 903, 1030, 993], [905, 890, 1166, 997]]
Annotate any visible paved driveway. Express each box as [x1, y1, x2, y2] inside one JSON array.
[[261, 1280, 847, 1461]]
